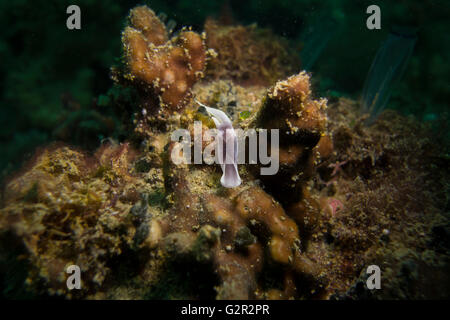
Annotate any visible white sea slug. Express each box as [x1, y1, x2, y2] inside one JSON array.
[[196, 100, 242, 188]]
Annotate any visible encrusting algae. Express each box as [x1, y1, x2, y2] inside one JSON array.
[[0, 4, 448, 300]]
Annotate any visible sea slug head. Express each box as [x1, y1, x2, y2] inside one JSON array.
[[196, 100, 241, 188]]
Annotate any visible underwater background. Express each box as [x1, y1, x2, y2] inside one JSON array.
[[0, 0, 449, 299]]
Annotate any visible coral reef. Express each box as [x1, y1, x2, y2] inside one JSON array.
[[204, 18, 300, 86], [119, 5, 207, 114], [0, 142, 164, 297], [0, 3, 448, 301], [0, 0, 130, 180], [158, 163, 324, 299], [312, 98, 449, 299], [253, 71, 328, 204]]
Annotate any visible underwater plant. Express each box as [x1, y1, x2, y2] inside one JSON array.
[[361, 26, 417, 124]]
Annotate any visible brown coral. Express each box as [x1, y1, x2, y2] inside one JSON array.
[[121, 5, 207, 113], [204, 18, 300, 86], [0, 142, 164, 297], [253, 71, 328, 204]]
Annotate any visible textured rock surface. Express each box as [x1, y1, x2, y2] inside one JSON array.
[[0, 4, 448, 300]]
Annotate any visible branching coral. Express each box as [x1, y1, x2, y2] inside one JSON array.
[[120, 5, 207, 113], [156, 163, 323, 299]]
